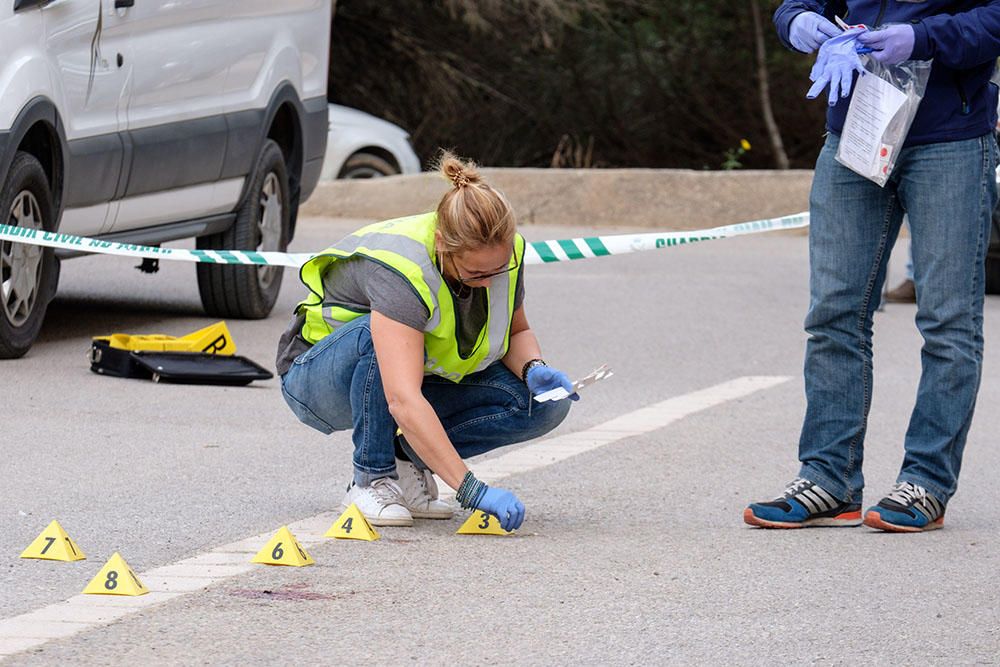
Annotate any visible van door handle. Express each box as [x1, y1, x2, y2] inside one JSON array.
[[114, 0, 134, 7], [13, 0, 56, 10]]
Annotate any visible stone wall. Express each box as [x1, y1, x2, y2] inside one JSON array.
[[301, 168, 815, 230]]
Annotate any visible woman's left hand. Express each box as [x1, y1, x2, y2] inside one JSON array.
[[526, 365, 579, 401]]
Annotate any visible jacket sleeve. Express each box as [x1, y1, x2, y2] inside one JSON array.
[[911, 1, 1000, 69], [773, 1, 832, 51]]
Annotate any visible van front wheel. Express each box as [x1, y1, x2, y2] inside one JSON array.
[[0, 152, 57, 359]]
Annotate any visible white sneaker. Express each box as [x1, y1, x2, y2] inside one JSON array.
[[395, 458, 454, 519], [340, 477, 413, 527]]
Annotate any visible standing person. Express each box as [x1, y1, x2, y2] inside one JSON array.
[[745, 1, 1000, 532], [276, 152, 575, 530], [884, 220, 915, 304]]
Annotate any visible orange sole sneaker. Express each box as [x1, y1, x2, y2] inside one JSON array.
[[744, 507, 862, 529], [863, 511, 944, 532]]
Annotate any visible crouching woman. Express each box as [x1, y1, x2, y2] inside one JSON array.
[[276, 152, 574, 530]]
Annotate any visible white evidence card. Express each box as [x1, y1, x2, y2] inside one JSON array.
[[533, 364, 614, 403], [838, 70, 907, 181]]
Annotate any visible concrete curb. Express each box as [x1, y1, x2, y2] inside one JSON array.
[[301, 168, 815, 230]]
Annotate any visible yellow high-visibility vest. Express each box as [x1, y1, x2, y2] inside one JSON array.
[[296, 212, 524, 382]]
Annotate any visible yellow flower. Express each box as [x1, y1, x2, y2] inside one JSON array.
[[740, 139, 752, 151]]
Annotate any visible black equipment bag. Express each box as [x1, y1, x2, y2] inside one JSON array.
[[90, 340, 272, 386]]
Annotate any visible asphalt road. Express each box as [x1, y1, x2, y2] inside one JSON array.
[[2, 215, 999, 664]]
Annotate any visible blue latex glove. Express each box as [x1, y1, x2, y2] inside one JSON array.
[[475, 486, 525, 531], [788, 11, 841, 53], [807, 27, 868, 106], [856, 24, 915, 65], [526, 364, 579, 401]]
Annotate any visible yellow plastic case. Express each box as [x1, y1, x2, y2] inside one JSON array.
[[95, 321, 235, 355], [88, 322, 272, 385]]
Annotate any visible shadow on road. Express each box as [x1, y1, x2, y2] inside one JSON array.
[[36, 295, 210, 345]]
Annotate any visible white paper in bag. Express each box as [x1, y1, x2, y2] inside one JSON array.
[[838, 73, 907, 182]]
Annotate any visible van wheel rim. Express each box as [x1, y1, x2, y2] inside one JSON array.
[[256, 172, 282, 289], [1, 191, 44, 327]]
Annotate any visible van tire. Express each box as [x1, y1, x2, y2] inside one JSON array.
[[197, 139, 290, 319], [986, 256, 1000, 294], [0, 152, 57, 359], [986, 195, 1000, 294]]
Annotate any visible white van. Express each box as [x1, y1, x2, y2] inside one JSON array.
[[0, 0, 332, 358]]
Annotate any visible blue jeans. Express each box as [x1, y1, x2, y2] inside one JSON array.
[[799, 133, 998, 504], [280, 315, 572, 485]]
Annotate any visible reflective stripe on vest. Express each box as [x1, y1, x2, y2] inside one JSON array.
[[295, 212, 524, 383]]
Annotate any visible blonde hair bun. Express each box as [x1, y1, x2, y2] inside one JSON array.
[[439, 151, 482, 189], [433, 150, 515, 252]]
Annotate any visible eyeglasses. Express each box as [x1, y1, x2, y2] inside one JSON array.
[[447, 248, 519, 286]]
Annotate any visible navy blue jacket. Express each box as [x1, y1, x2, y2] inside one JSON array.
[[774, 1, 1000, 145]]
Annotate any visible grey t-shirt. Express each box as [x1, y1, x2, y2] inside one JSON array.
[[275, 256, 524, 376]]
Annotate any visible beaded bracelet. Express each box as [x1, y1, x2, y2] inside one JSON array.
[[456, 471, 488, 509], [456, 471, 475, 501]]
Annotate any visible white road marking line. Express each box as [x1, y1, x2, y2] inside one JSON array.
[[439, 375, 791, 493], [0, 638, 48, 656], [0, 375, 790, 659]]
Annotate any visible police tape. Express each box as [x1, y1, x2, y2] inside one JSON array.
[[523, 212, 808, 263], [0, 212, 809, 268]]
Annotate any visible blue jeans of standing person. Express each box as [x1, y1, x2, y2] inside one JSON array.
[[280, 315, 572, 486], [799, 133, 998, 505]]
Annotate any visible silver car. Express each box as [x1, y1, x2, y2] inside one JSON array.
[[322, 104, 421, 180]]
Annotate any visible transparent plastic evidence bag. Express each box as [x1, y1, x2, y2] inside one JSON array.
[[836, 57, 932, 187]]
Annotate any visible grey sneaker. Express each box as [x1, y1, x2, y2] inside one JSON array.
[[340, 477, 413, 527], [395, 459, 453, 519]]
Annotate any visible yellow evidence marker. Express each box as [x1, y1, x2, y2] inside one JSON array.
[[251, 526, 315, 566], [325, 504, 380, 541], [96, 320, 236, 355], [20, 520, 86, 561], [456, 511, 512, 536], [82, 553, 148, 596]]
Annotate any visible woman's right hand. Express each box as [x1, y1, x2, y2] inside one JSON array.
[[475, 486, 526, 531]]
